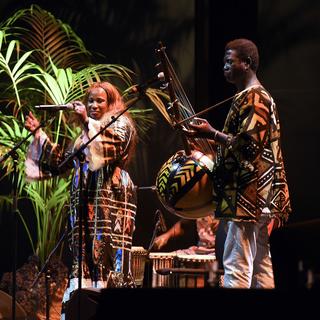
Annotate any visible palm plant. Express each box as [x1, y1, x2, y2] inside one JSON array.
[[0, 4, 167, 266]]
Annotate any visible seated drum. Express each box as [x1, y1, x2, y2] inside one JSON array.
[[130, 246, 148, 287], [176, 253, 216, 288], [148, 252, 177, 288]]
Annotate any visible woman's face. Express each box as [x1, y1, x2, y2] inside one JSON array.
[[87, 87, 108, 120]]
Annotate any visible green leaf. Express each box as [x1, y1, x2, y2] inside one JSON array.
[[2, 121, 15, 139], [11, 50, 33, 76], [5, 40, 16, 63]]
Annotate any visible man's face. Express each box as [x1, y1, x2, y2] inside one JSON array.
[[223, 49, 246, 84]]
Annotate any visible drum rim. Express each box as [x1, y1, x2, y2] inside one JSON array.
[[176, 253, 216, 261], [148, 252, 177, 258], [131, 246, 148, 252]]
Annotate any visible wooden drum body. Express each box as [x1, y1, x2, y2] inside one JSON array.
[[156, 150, 217, 219], [130, 246, 148, 287], [148, 252, 176, 288], [177, 254, 216, 288]]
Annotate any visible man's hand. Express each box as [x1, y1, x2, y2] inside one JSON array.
[[182, 117, 218, 140], [152, 233, 170, 250]]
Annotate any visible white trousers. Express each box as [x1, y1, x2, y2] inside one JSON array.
[[223, 213, 275, 288]]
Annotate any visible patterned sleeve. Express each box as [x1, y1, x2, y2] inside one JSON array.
[[25, 129, 65, 181], [26, 114, 135, 179], [85, 115, 134, 171], [228, 89, 270, 164]]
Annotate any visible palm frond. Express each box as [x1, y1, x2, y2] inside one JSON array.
[[24, 177, 70, 262], [69, 64, 134, 100], [133, 87, 172, 125], [0, 195, 12, 212], [0, 113, 30, 193], [0, 31, 37, 112], [1, 4, 92, 72]]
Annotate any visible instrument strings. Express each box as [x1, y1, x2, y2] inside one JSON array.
[[163, 50, 215, 156]]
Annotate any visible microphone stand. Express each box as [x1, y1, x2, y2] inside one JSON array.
[[30, 227, 67, 320], [0, 121, 46, 320], [136, 186, 160, 252], [145, 209, 165, 288], [147, 210, 162, 252], [57, 96, 140, 320]]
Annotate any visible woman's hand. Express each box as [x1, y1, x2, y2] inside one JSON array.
[[25, 111, 41, 137], [71, 101, 89, 127]]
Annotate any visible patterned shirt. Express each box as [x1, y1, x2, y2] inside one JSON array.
[[213, 85, 291, 226]]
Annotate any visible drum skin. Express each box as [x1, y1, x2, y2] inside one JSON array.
[[156, 150, 217, 219]]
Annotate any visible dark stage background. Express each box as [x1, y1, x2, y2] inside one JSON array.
[[0, 0, 319, 279]]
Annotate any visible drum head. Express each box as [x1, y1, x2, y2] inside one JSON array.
[[177, 253, 216, 262], [131, 246, 148, 255], [156, 150, 217, 219], [148, 252, 177, 259]]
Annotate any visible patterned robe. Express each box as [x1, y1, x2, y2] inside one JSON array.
[[213, 85, 291, 226], [25, 113, 137, 316]]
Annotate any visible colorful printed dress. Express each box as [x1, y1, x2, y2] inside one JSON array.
[[213, 85, 291, 225], [25, 113, 137, 317]]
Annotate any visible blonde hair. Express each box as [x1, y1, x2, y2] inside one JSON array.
[[84, 81, 125, 112], [84, 81, 137, 165]]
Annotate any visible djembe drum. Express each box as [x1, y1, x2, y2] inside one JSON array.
[[176, 254, 216, 288], [148, 252, 177, 288], [130, 246, 148, 287]]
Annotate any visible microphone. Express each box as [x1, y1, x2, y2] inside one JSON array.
[[35, 104, 74, 111], [155, 209, 167, 233], [128, 72, 165, 94]]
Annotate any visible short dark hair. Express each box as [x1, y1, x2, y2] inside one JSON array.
[[225, 38, 259, 72]]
